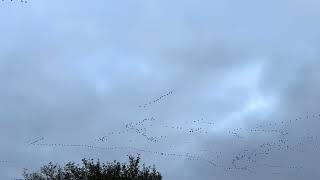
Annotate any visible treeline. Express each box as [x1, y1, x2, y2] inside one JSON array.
[[20, 155, 162, 180]]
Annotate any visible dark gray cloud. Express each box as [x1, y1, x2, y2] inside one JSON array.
[[1, 0, 320, 179]]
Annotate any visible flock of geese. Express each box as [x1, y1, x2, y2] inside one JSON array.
[[0, 0, 28, 3], [2, 90, 320, 178]]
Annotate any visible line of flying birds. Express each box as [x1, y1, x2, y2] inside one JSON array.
[[0, 0, 27, 3], [138, 91, 173, 108]]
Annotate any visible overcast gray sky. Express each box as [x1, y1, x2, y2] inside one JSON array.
[[1, 0, 320, 179]]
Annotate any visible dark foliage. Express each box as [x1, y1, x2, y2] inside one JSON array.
[[21, 155, 162, 180]]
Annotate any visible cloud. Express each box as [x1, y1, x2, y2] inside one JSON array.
[[1, 0, 320, 179]]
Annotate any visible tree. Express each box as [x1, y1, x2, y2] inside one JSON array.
[[21, 155, 162, 180]]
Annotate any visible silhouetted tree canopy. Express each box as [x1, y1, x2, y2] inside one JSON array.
[[21, 155, 162, 180]]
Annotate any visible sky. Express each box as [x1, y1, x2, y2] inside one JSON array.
[[1, 0, 320, 179]]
